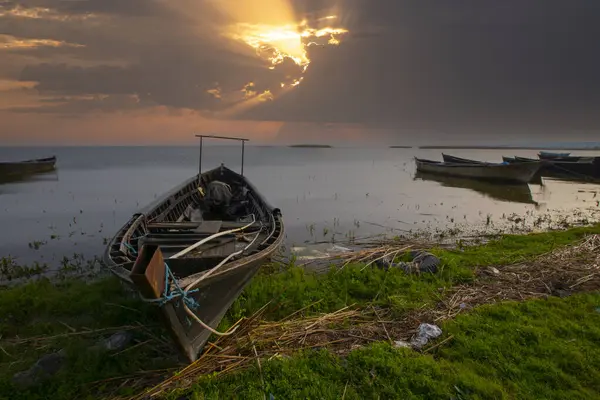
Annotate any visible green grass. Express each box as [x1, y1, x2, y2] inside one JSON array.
[[0, 278, 174, 400], [219, 224, 600, 329], [0, 224, 599, 399], [184, 292, 600, 400]]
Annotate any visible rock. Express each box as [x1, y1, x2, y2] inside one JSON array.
[[13, 348, 67, 387], [375, 250, 440, 274], [99, 331, 134, 352], [411, 251, 440, 274]]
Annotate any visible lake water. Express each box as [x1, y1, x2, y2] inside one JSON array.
[[1, 146, 599, 266]]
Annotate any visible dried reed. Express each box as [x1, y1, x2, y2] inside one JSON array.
[[111, 234, 600, 399]]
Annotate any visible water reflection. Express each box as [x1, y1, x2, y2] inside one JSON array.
[[0, 171, 59, 186], [414, 171, 539, 206]]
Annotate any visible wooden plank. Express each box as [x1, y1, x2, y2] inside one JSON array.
[[193, 221, 222, 234], [148, 221, 256, 231], [130, 244, 166, 301]]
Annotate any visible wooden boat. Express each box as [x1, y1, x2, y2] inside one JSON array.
[[537, 152, 596, 163], [502, 156, 600, 182], [441, 154, 544, 184], [538, 151, 571, 159], [414, 171, 538, 205], [512, 156, 600, 180], [0, 156, 56, 180], [441, 154, 489, 164], [414, 157, 542, 183], [103, 135, 284, 363]]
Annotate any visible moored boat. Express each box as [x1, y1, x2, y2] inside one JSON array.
[[103, 135, 285, 363], [538, 151, 571, 159], [441, 154, 490, 164], [538, 152, 596, 163], [414, 157, 542, 183], [502, 155, 600, 181], [0, 156, 57, 180]]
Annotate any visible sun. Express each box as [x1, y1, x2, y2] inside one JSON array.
[[225, 15, 349, 88]]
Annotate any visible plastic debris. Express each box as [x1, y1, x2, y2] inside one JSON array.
[[326, 244, 353, 253], [486, 267, 500, 275], [376, 250, 440, 274], [393, 323, 443, 351], [410, 323, 443, 349], [393, 340, 411, 349]]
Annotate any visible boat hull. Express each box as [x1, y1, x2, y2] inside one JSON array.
[[415, 158, 541, 183], [0, 156, 56, 181], [511, 156, 600, 180]]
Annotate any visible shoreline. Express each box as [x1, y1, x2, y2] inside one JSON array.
[[418, 145, 600, 150], [1, 222, 600, 398]]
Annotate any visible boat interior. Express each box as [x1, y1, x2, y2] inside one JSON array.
[[106, 165, 282, 280]]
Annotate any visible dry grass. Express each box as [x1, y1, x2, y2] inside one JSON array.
[[431, 233, 600, 322], [296, 236, 451, 273]]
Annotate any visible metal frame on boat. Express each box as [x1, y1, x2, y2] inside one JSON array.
[[103, 135, 284, 362]]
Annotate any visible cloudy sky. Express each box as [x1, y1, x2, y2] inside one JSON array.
[[1, 0, 599, 145]]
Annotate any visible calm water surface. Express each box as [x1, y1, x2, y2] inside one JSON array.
[[1, 146, 599, 265]]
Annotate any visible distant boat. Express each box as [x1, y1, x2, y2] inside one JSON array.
[[0, 156, 57, 181], [537, 152, 596, 163], [103, 135, 285, 363], [538, 151, 571, 159], [414, 157, 542, 184], [441, 154, 499, 165], [508, 156, 600, 181], [442, 154, 543, 184], [502, 156, 528, 163]]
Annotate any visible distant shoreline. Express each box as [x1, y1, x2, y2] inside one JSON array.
[[389, 146, 413, 149], [289, 144, 333, 148]]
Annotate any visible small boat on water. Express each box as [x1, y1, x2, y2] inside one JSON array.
[[538, 151, 571, 159], [508, 155, 600, 180], [414, 157, 542, 183], [441, 154, 489, 164], [538, 152, 596, 163], [103, 135, 285, 363], [0, 156, 56, 180], [441, 154, 543, 184]]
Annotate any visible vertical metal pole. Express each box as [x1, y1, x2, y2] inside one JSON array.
[[198, 136, 203, 177], [241, 140, 245, 176]]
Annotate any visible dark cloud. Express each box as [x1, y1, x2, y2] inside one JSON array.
[[8, 94, 152, 115], [0, 0, 167, 17], [241, 0, 600, 130], [2, 0, 600, 131]]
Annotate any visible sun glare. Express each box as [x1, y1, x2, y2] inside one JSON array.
[[201, 0, 349, 116], [225, 15, 348, 87]]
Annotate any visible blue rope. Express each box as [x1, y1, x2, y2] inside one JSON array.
[[124, 240, 200, 321], [123, 242, 138, 255], [140, 262, 200, 309]]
